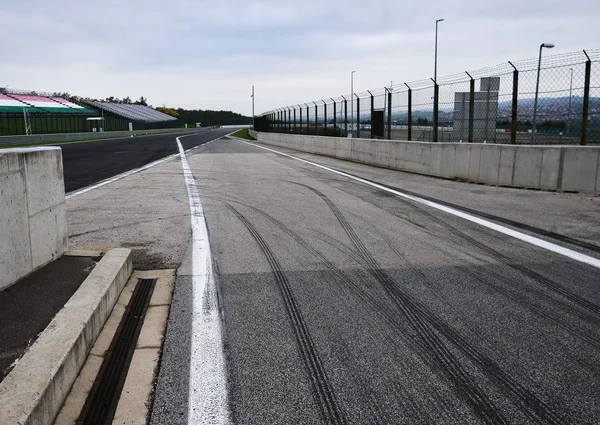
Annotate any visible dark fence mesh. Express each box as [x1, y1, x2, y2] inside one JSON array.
[[260, 49, 600, 145]]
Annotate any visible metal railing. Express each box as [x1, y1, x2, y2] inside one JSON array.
[[256, 49, 600, 145]]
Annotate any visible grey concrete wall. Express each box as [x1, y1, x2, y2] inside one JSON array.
[[0, 127, 201, 147], [250, 132, 600, 193], [0, 147, 67, 290]]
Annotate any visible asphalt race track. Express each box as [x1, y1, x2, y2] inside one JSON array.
[[60, 129, 232, 192], [64, 134, 600, 425]]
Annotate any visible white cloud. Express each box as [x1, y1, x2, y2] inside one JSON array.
[[0, 0, 597, 115]]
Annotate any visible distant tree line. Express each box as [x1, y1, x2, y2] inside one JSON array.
[[49, 93, 252, 126], [175, 109, 252, 126]]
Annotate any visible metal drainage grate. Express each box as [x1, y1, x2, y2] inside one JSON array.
[[77, 278, 157, 425]]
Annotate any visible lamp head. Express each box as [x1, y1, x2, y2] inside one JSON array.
[[541, 43, 555, 48]]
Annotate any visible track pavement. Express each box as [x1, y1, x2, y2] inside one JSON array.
[[64, 133, 600, 424]]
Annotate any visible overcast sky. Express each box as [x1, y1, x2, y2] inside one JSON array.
[[0, 0, 596, 115]]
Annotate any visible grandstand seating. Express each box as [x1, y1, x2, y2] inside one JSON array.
[[0, 93, 95, 114], [0, 93, 37, 113], [83, 100, 177, 123]]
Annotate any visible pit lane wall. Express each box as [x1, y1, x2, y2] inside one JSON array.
[[0, 147, 67, 290], [249, 131, 600, 193]]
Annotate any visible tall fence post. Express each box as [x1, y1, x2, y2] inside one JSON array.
[[368, 91, 374, 139], [293, 107, 296, 132], [299, 106, 303, 133], [507, 61, 519, 144], [356, 95, 361, 138], [313, 102, 318, 136], [306, 105, 309, 134], [404, 83, 412, 141], [466, 72, 475, 143], [323, 100, 327, 135], [582, 50, 591, 146], [432, 79, 439, 142], [343, 97, 348, 136], [332, 98, 337, 133], [387, 89, 392, 140]]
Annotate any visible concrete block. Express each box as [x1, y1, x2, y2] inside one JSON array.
[[0, 248, 132, 425], [0, 153, 9, 175], [24, 148, 65, 216], [397, 142, 429, 174], [384, 142, 397, 168], [29, 202, 68, 270], [335, 138, 351, 160], [539, 147, 562, 190], [468, 145, 482, 181], [454, 144, 471, 180], [370, 140, 387, 167], [596, 158, 600, 192], [478, 145, 502, 184], [8, 153, 21, 172], [440, 144, 456, 177], [498, 146, 516, 186], [560, 148, 600, 192], [429, 144, 443, 176], [513, 147, 543, 188], [0, 172, 32, 291], [352, 139, 369, 163]]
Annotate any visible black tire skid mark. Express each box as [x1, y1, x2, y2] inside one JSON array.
[[412, 206, 600, 327], [221, 199, 443, 423], [224, 203, 347, 425], [329, 180, 600, 329], [293, 182, 568, 425], [290, 183, 514, 425], [368, 222, 600, 353]]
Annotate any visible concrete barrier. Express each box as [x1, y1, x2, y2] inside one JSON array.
[[0, 248, 133, 425], [0, 147, 67, 291], [249, 132, 600, 193], [0, 127, 203, 147]]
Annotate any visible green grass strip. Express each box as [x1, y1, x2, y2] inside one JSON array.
[[230, 128, 255, 140]]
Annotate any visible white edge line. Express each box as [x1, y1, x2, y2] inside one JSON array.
[[176, 137, 230, 425], [66, 132, 207, 199], [233, 138, 600, 270]]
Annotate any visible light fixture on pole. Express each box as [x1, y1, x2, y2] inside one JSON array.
[[434, 19, 444, 84], [351, 70, 356, 135], [531, 42, 555, 143]]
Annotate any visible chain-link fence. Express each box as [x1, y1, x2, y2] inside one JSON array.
[[256, 49, 600, 145]]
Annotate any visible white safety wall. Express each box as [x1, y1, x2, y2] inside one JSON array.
[[0, 147, 67, 290]]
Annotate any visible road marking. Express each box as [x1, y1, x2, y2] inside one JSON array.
[[234, 139, 600, 270], [176, 137, 230, 425], [66, 133, 209, 199]]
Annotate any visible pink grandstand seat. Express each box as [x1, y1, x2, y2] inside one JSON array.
[[51, 97, 84, 108]]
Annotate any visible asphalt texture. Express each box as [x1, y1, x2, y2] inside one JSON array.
[[65, 135, 600, 424], [60, 129, 232, 192], [0, 255, 97, 382]]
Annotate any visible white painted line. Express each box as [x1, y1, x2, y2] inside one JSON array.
[[66, 133, 206, 199], [176, 137, 230, 425], [235, 139, 600, 270]]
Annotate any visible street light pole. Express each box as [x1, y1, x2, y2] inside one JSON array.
[[434, 19, 444, 84], [532, 42, 555, 144], [251, 85, 255, 130], [567, 68, 573, 134], [351, 70, 356, 135]]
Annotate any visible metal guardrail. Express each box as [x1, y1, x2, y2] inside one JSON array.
[[0, 127, 203, 147]]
